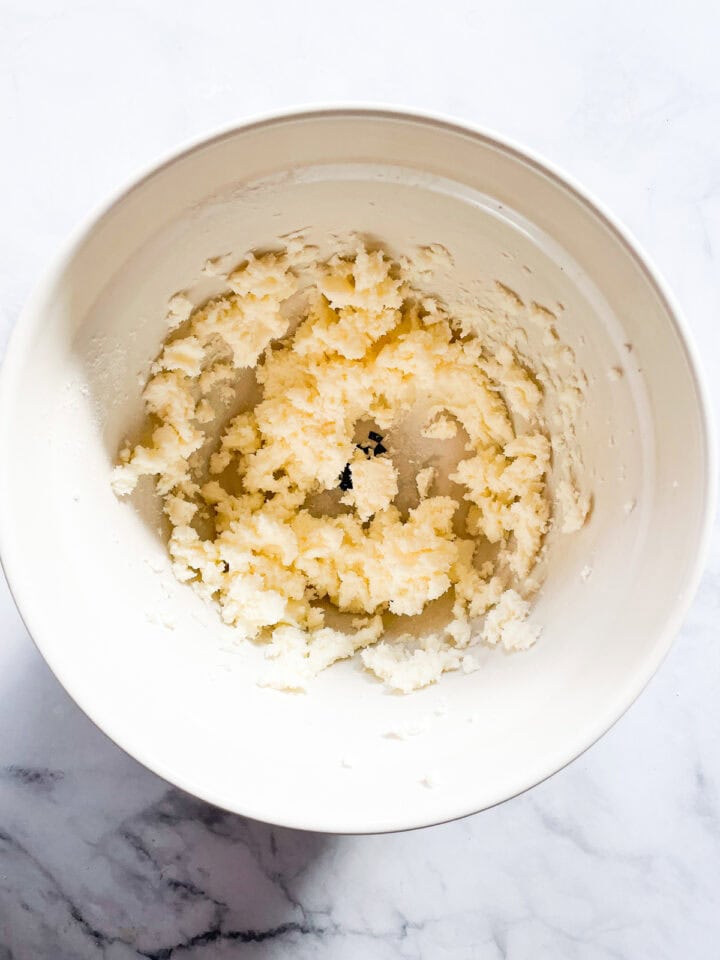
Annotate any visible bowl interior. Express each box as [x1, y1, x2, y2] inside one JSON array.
[[0, 112, 711, 832]]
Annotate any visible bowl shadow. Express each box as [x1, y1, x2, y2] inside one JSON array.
[[0, 572, 331, 958]]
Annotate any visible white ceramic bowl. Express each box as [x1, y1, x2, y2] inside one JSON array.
[[0, 108, 715, 833]]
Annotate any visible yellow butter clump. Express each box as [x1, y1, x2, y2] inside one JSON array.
[[113, 243, 568, 692]]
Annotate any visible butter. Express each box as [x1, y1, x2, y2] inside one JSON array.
[[112, 242, 589, 692]]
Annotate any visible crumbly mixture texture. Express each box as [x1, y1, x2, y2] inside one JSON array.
[[113, 242, 586, 693]]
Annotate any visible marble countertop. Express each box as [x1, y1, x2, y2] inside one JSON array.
[[1, 2, 719, 957]]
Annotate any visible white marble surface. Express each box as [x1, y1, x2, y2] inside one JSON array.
[[1, 1, 719, 956]]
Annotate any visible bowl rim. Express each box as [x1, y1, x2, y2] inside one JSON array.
[[0, 104, 716, 834]]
